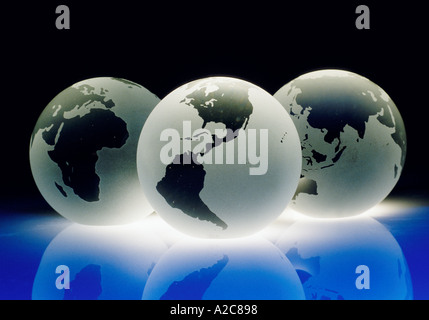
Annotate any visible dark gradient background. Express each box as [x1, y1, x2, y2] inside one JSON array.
[[1, 1, 427, 207], [1, 0, 428, 301]]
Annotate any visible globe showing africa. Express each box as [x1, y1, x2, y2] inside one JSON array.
[[274, 70, 407, 218], [137, 77, 302, 238], [30, 77, 160, 225]]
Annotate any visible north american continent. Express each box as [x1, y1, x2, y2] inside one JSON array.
[[156, 152, 228, 229], [180, 83, 254, 153], [182, 84, 253, 131]]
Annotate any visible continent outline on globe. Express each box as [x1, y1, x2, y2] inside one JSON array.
[[274, 69, 407, 217], [287, 76, 406, 176], [137, 76, 302, 237], [155, 80, 256, 230], [31, 82, 130, 202], [30, 77, 160, 225]]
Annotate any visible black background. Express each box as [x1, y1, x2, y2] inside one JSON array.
[[1, 1, 427, 212]]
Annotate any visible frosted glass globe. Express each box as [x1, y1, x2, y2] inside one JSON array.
[[137, 77, 302, 238], [274, 70, 406, 218], [30, 77, 160, 225]]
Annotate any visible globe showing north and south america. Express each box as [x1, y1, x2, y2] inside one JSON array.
[[30, 77, 160, 225], [137, 77, 302, 238]]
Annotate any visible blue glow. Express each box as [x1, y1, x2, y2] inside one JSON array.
[[1, 200, 428, 300]]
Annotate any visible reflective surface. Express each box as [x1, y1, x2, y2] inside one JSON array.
[[32, 223, 167, 299], [142, 237, 304, 300], [1, 198, 428, 300], [276, 216, 412, 299]]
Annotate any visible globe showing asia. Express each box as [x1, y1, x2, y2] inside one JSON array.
[[30, 77, 160, 225], [274, 70, 407, 218], [137, 77, 302, 238]]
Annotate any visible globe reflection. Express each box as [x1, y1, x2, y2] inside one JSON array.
[[275, 216, 413, 300], [142, 236, 305, 300], [32, 221, 168, 300]]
